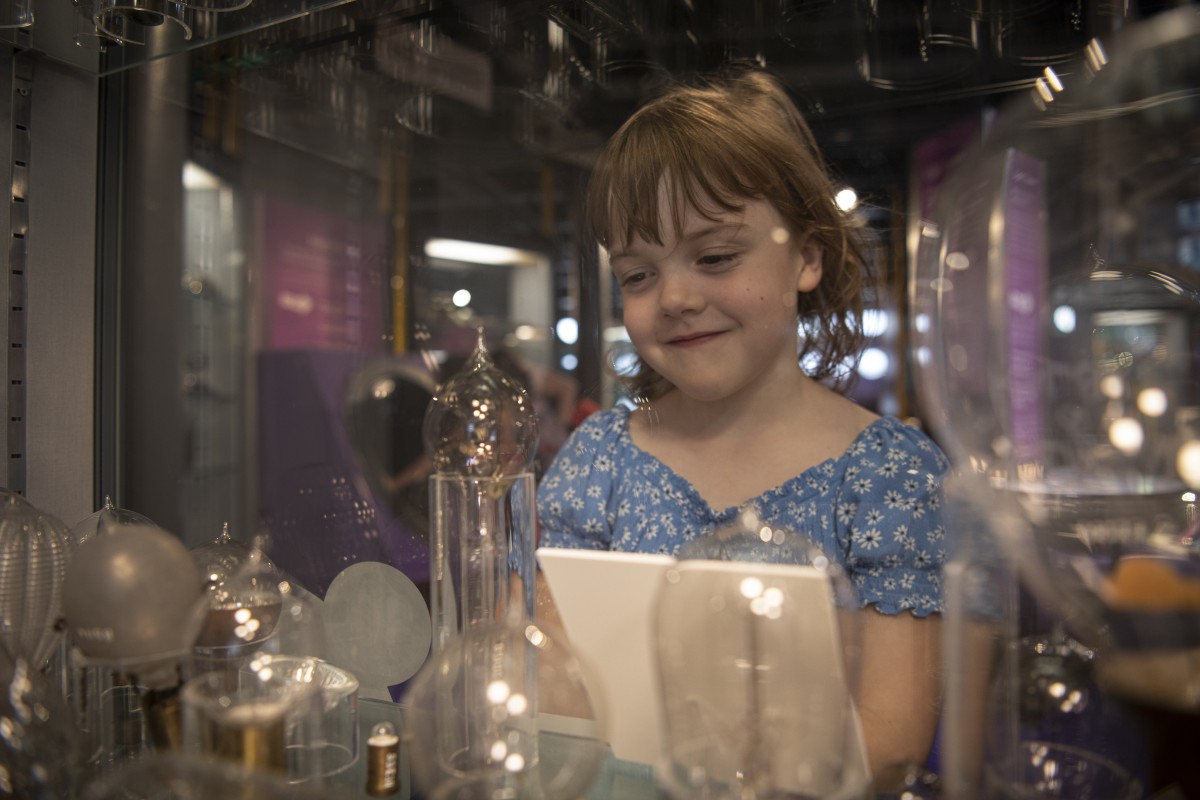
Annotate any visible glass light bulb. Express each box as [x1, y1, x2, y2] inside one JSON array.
[[422, 330, 539, 480]]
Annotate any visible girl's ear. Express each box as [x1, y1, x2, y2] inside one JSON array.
[[794, 239, 823, 293]]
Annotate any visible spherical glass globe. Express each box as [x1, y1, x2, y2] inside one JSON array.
[[655, 507, 866, 800], [422, 330, 539, 481], [402, 620, 607, 800], [0, 488, 75, 667], [62, 523, 205, 692], [911, 6, 1200, 711]]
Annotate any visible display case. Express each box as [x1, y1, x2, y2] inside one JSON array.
[[2, 0, 1195, 797]]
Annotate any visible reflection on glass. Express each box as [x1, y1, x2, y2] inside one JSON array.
[[911, 7, 1200, 797]]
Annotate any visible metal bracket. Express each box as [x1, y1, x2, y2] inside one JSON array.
[[6, 52, 31, 494]]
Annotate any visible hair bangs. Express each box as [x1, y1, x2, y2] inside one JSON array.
[[589, 105, 765, 251]]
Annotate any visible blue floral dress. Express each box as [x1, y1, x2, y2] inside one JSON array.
[[536, 407, 950, 616]]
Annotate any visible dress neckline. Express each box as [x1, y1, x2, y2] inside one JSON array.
[[613, 406, 892, 517]]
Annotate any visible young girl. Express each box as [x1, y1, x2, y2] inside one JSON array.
[[536, 69, 948, 782]]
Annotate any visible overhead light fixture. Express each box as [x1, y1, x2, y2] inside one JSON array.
[[425, 238, 541, 267]]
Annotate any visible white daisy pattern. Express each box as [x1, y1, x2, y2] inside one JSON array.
[[536, 408, 949, 616]]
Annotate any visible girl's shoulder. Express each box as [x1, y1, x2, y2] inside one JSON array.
[[570, 404, 632, 440], [554, 405, 635, 461], [840, 416, 950, 474]]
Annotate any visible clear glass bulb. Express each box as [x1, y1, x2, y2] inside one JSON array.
[[657, 507, 866, 800], [423, 329, 539, 481], [189, 526, 326, 674]]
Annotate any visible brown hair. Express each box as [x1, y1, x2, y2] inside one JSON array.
[[587, 67, 871, 401]]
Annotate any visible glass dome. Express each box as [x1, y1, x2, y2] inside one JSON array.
[[911, 5, 1200, 711], [189, 526, 327, 675], [71, 495, 157, 545]]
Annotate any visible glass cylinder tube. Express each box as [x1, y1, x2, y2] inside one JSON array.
[[429, 472, 537, 652]]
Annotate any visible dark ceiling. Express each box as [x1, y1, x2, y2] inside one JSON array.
[[161, 0, 1190, 240]]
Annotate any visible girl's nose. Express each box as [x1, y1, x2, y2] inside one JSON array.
[[657, 269, 703, 316]]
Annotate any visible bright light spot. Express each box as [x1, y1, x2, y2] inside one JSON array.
[[556, 317, 579, 345], [759, 526, 772, 543], [945, 251, 970, 271], [862, 308, 890, 337], [1053, 305, 1076, 334], [525, 625, 547, 647], [916, 346, 931, 366], [801, 350, 824, 374], [1178, 441, 1200, 488], [1183, 492, 1196, 503], [834, 188, 858, 212], [858, 347, 890, 381], [914, 313, 930, 334], [1043, 66, 1064, 91], [1035, 76, 1056, 104], [1099, 374, 1123, 399], [234, 608, 252, 623], [1048, 681, 1066, 698], [948, 344, 968, 372], [603, 325, 630, 343], [506, 693, 529, 715], [739, 577, 764, 599], [183, 161, 220, 190], [490, 741, 508, 761], [514, 324, 538, 341], [425, 238, 540, 266], [372, 379, 395, 399], [770, 226, 790, 244], [1085, 37, 1108, 72], [1109, 417, 1144, 455], [504, 753, 526, 772], [1137, 387, 1168, 417], [451, 289, 472, 308], [560, 353, 578, 371], [486, 681, 510, 704], [612, 351, 639, 376]]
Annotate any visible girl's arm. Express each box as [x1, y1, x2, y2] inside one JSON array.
[[854, 608, 943, 789]]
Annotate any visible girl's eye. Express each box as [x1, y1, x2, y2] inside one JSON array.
[[698, 252, 736, 267], [619, 269, 650, 288]]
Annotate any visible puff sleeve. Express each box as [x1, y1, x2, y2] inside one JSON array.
[[536, 410, 625, 551], [833, 419, 950, 616]]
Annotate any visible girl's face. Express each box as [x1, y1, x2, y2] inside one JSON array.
[[609, 196, 822, 404]]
